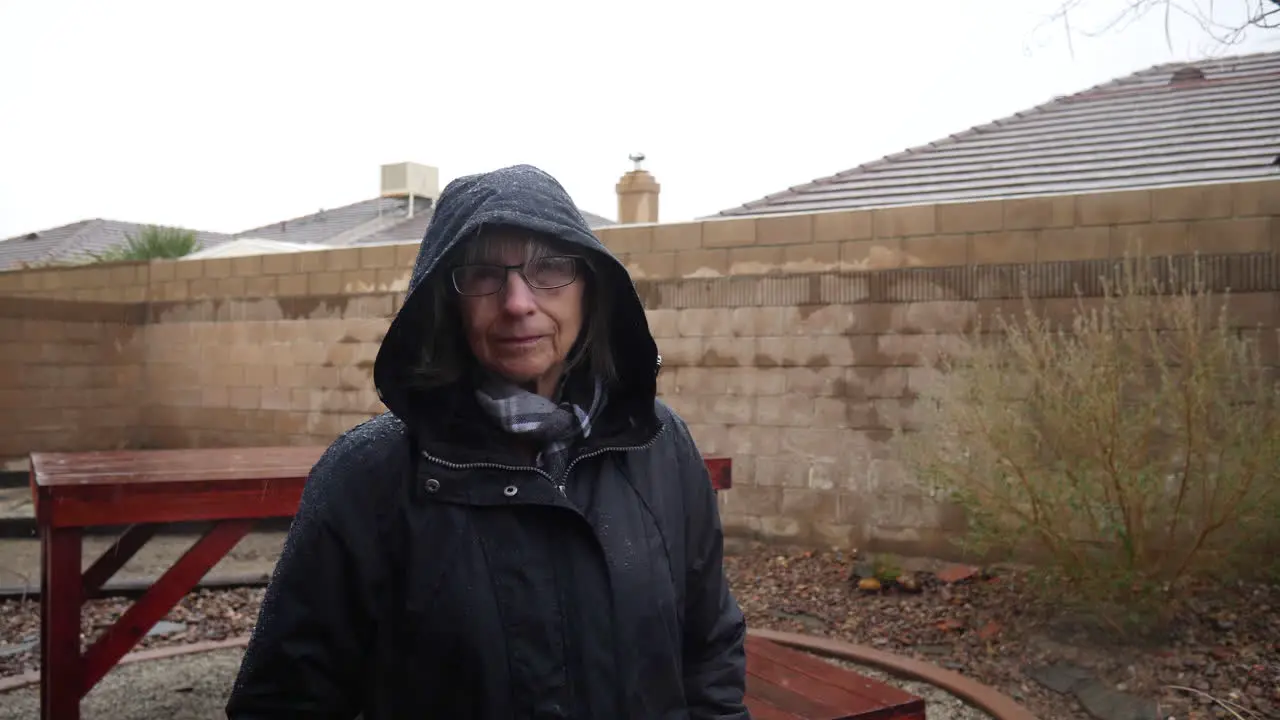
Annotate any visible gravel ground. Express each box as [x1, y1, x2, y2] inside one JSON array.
[[0, 587, 264, 678], [0, 648, 243, 720], [4, 537, 1277, 720], [725, 545, 1280, 720], [0, 647, 992, 720], [822, 656, 992, 720]]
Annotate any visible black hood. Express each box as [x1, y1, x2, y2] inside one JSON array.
[[373, 164, 658, 437]]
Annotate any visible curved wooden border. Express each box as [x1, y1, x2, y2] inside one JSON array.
[[750, 628, 1040, 720], [0, 636, 250, 694], [3, 628, 1040, 720]]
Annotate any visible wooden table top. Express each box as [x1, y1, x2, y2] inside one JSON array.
[[30, 447, 327, 488]]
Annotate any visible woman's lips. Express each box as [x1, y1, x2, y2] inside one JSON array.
[[497, 335, 543, 347]]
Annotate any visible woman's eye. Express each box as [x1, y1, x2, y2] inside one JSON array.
[[531, 258, 575, 283]]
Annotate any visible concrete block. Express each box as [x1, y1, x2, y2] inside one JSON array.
[[756, 214, 814, 246]]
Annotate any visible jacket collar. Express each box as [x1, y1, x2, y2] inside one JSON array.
[[409, 377, 660, 470]]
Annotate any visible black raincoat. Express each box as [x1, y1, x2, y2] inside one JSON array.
[[226, 165, 749, 719]]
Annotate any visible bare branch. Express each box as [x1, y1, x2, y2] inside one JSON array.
[[1043, 0, 1278, 52]]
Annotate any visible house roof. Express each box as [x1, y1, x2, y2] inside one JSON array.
[[182, 237, 325, 260], [234, 195, 617, 248], [0, 219, 234, 271], [0, 194, 617, 271], [716, 50, 1280, 217]]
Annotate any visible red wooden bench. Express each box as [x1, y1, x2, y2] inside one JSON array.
[[746, 635, 926, 720], [28, 446, 733, 720]]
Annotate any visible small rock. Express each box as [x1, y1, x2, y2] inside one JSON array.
[[1074, 678, 1162, 720], [146, 620, 188, 637], [848, 560, 876, 583], [0, 640, 35, 658], [895, 574, 922, 593], [936, 618, 964, 632], [1025, 662, 1096, 694], [936, 563, 980, 584], [857, 577, 882, 593]]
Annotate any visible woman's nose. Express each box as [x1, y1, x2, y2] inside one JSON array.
[[500, 270, 538, 314]]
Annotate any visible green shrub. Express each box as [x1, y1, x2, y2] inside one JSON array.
[[895, 257, 1280, 632], [91, 225, 200, 262]]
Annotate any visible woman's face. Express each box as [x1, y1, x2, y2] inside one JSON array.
[[454, 231, 585, 397]]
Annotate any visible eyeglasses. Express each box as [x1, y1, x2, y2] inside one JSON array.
[[450, 255, 581, 297]]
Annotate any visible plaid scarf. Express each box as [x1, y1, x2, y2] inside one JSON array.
[[473, 373, 606, 481]]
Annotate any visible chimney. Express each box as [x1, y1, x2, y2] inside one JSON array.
[[615, 153, 660, 224]]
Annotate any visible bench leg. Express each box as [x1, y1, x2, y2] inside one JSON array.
[[80, 519, 253, 694], [41, 526, 83, 720], [81, 524, 160, 595]]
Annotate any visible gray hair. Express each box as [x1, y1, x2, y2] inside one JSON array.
[[408, 227, 617, 392]]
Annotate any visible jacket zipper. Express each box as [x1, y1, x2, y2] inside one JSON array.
[[555, 424, 666, 494], [420, 424, 665, 496]]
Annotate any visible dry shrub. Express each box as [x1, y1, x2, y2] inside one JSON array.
[[895, 257, 1280, 632]]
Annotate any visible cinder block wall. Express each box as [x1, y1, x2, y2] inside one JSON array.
[[0, 179, 1276, 553], [0, 297, 144, 465], [603, 181, 1278, 278]]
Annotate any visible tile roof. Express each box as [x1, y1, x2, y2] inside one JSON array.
[[0, 219, 234, 271], [0, 195, 616, 271], [237, 196, 617, 247], [716, 50, 1280, 217], [235, 196, 416, 246]]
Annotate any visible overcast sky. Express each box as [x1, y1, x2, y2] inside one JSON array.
[[1, 0, 1275, 239]]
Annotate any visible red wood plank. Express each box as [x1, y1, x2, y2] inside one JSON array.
[[30, 447, 326, 487], [745, 695, 811, 720], [32, 448, 733, 489], [748, 636, 924, 706], [746, 636, 926, 720], [40, 526, 82, 720], [748, 671, 849, 718], [749, 651, 885, 716], [31, 447, 732, 527], [706, 456, 732, 490], [80, 519, 254, 694], [36, 478, 307, 528], [81, 524, 159, 594]]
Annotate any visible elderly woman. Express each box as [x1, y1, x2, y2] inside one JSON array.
[[225, 164, 749, 719]]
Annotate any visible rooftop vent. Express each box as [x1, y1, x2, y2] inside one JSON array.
[[1170, 66, 1206, 84], [381, 162, 440, 201]]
